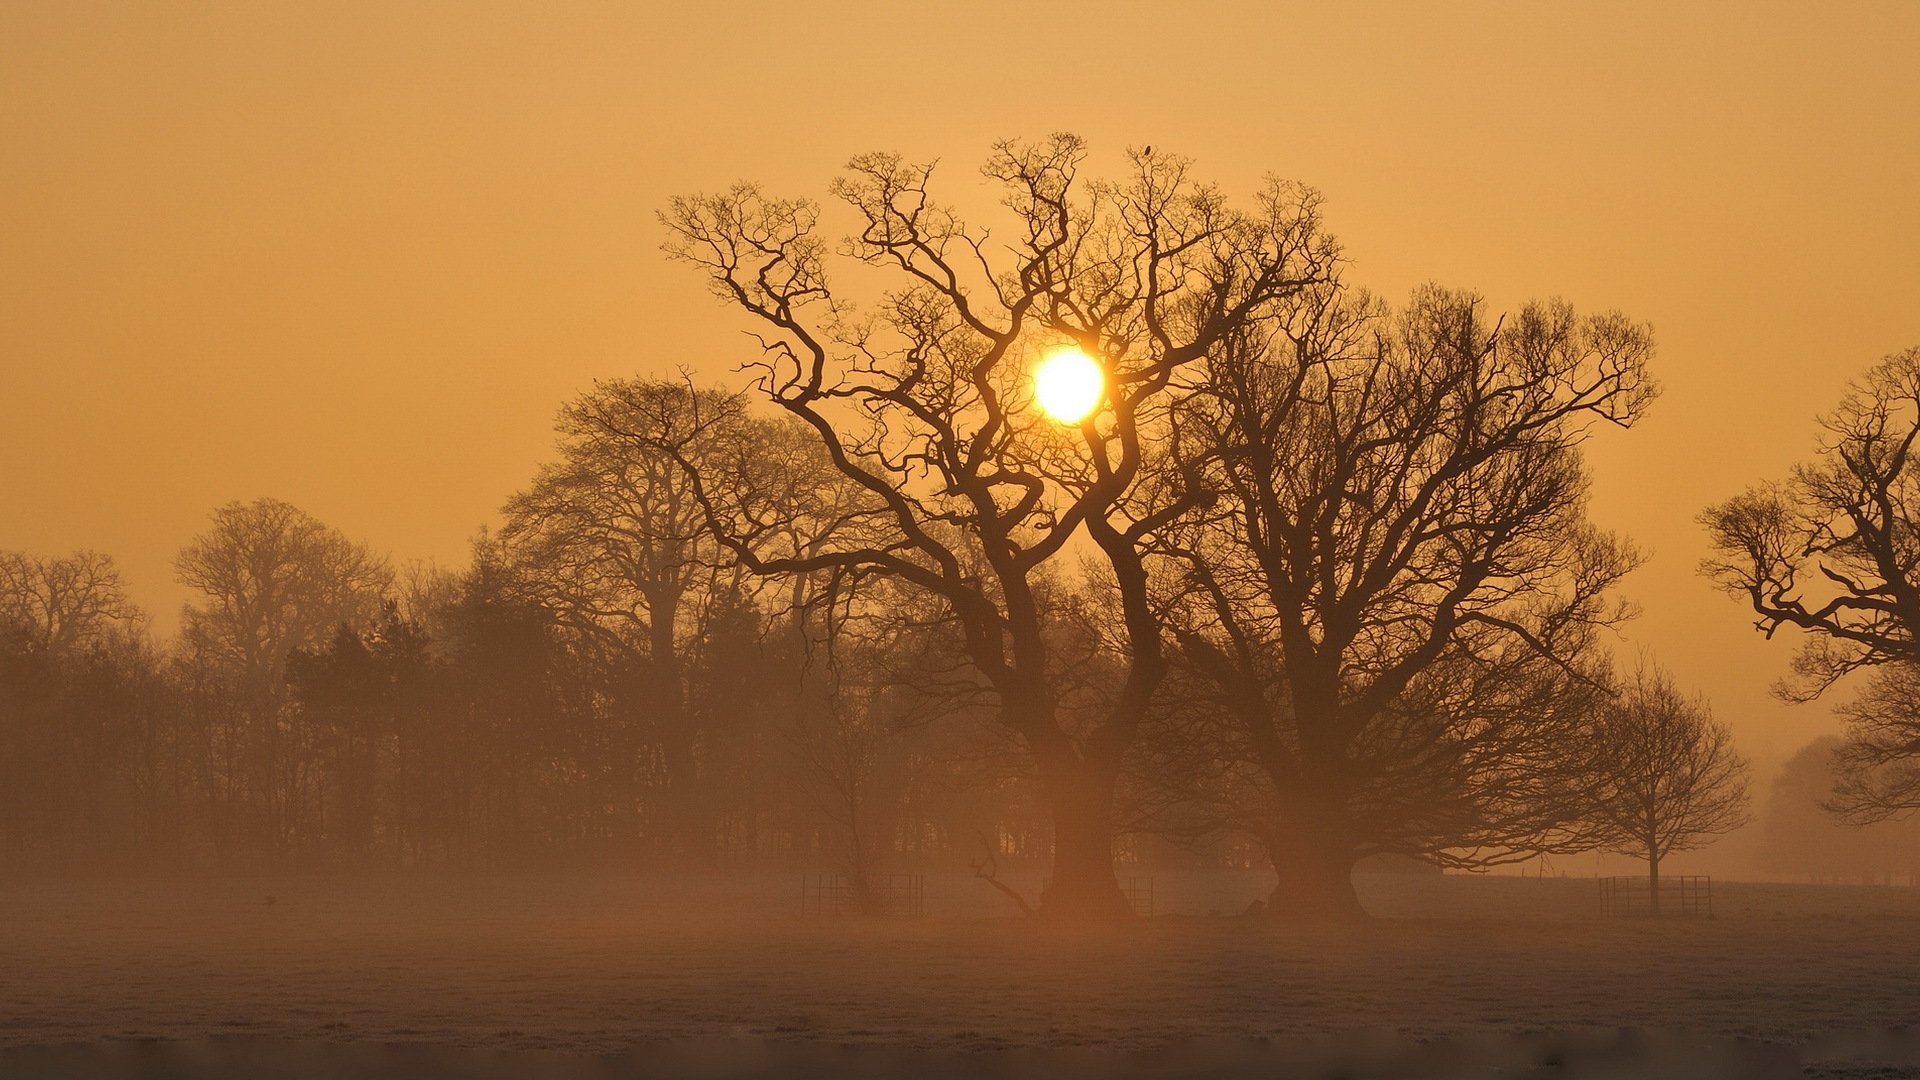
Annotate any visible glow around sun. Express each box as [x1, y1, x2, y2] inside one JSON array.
[[1034, 347, 1105, 424]]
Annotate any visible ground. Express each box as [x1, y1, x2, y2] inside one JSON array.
[[1, 870, 1917, 1077]]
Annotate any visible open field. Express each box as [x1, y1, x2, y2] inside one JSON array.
[[2, 872, 1918, 1077]]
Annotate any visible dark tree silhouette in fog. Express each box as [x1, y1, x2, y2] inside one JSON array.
[[1757, 735, 1920, 882], [0, 551, 161, 863], [175, 498, 391, 855], [1587, 666, 1749, 913], [663, 134, 1336, 918], [501, 380, 754, 863], [0, 550, 143, 654], [286, 605, 438, 862], [1148, 287, 1655, 917], [1826, 662, 1920, 823]]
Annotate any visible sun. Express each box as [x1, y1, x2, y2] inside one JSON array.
[[1033, 347, 1105, 424]]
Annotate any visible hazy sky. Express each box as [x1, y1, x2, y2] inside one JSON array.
[[4, 1, 1918, 781]]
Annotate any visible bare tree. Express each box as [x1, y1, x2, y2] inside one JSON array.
[[175, 497, 391, 854], [0, 550, 157, 863], [661, 134, 1336, 918], [176, 498, 392, 699], [502, 378, 872, 862], [1825, 662, 1920, 823], [501, 380, 748, 861], [1587, 665, 1750, 912], [1703, 347, 1920, 698], [1151, 286, 1656, 917], [0, 550, 143, 653], [1703, 348, 1920, 827]]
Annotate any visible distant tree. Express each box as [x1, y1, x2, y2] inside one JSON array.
[[1756, 735, 1920, 883], [1149, 288, 1655, 918], [176, 498, 391, 704], [502, 381, 730, 860], [1826, 662, 1920, 823], [663, 135, 1337, 919], [286, 603, 438, 863], [0, 550, 143, 653], [501, 379, 836, 863], [286, 622, 385, 858], [435, 535, 583, 861], [1587, 666, 1750, 912], [1703, 347, 1920, 697], [174, 498, 390, 856], [0, 551, 160, 864]]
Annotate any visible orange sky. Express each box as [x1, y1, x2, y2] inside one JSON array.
[[4, 1, 1919, 788]]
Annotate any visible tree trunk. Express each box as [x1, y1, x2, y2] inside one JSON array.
[[1258, 757, 1366, 920], [1033, 752, 1132, 922], [1647, 848, 1662, 917], [1267, 828, 1365, 921]]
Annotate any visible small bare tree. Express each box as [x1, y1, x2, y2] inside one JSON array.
[[1587, 666, 1750, 912]]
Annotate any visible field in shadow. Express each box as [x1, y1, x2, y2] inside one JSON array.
[[3, 872, 1918, 1077]]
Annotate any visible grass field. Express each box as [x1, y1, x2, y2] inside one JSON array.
[[2, 871, 1917, 1077]]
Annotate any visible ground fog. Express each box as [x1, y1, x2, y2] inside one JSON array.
[[2, 872, 1917, 1078]]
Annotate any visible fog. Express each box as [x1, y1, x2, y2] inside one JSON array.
[[4, 3, 1920, 1077]]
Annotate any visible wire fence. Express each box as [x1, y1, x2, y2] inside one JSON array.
[[1598, 874, 1712, 917], [1125, 875, 1154, 917], [798, 872, 925, 917]]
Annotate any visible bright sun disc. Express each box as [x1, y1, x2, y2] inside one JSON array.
[[1034, 348, 1104, 423]]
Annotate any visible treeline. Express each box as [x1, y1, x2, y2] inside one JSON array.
[[4, 138, 1809, 920], [0, 527, 1033, 872], [0, 346, 1747, 907]]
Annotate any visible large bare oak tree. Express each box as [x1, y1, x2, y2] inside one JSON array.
[[1152, 286, 1656, 917], [662, 135, 1336, 918], [1704, 348, 1920, 694], [1704, 347, 1920, 820]]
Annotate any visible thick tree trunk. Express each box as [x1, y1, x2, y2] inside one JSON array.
[[1259, 751, 1366, 920], [1647, 849, 1662, 916], [1266, 829, 1365, 921], [1033, 753, 1133, 922]]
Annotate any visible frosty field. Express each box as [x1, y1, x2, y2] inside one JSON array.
[[1, 871, 1917, 1077]]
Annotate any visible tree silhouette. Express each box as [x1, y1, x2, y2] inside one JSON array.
[[0, 550, 143, 655], [1825, 662, 1920, 823], [1149, 287, 1655, 917], [1704, 347, 1920, 825], [662, 135, 1336, 918], [1704, 347, 1920, 697], [1588, 666, 1749, 912], [286, 604, 437, 862], [175, 498, 390, 856], [0, 551, 158, 864], [1758, 735, 1920, 882], [502, 381, 749, 862]]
